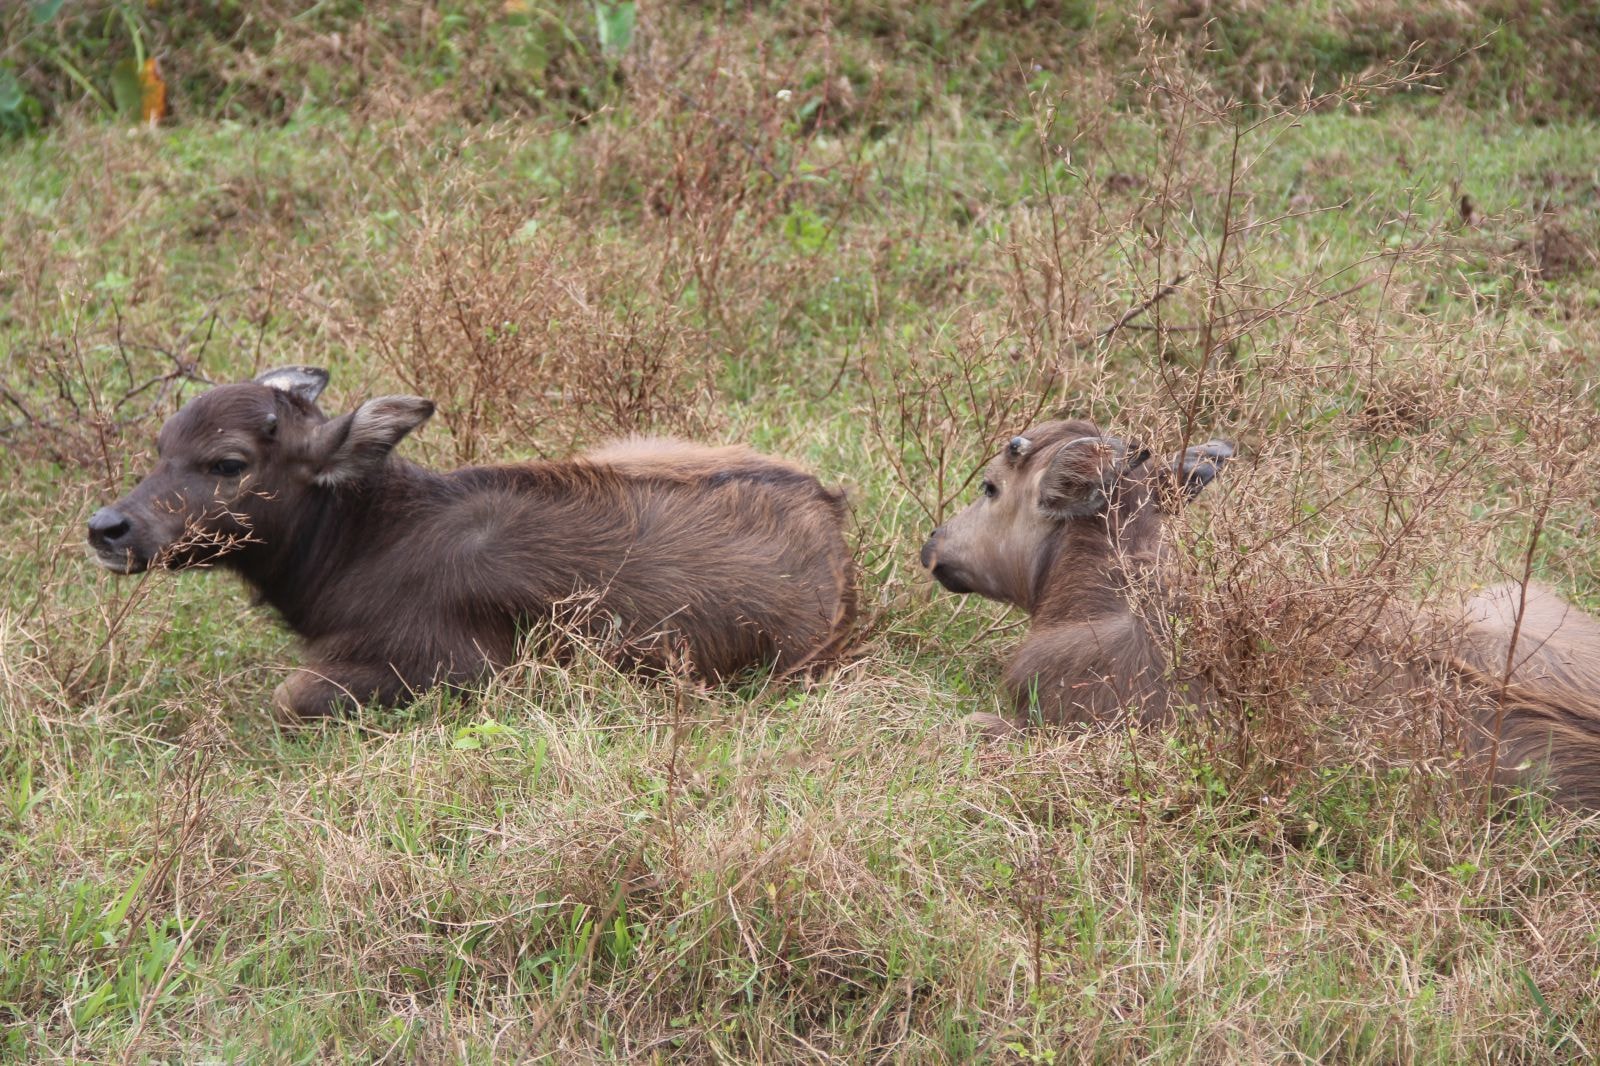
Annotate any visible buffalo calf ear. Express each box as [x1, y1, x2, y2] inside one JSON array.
[[1174, 440, 1234, 500], [310, 396, 435, 488], [1039, 481, 1107, 520], [256, 366, 331, 407], [1037, 438, 1117, 520]]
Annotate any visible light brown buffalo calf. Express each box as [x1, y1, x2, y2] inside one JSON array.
[[922, 418, 1600, 809], [89, 367, 856, 719]]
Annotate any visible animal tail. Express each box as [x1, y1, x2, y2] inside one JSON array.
[[1444, 655, 1600, 811]]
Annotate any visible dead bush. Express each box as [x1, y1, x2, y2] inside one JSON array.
[[365, 212, 720, 464], [561, 16, 882, 353], [863, 321, 1056, 531]]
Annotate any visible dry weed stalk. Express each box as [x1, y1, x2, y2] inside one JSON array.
[[572, 14, 882, 352], [864, 321, 1058, 528], [365, 212, 718, 462], [1, 305, 217, 473]]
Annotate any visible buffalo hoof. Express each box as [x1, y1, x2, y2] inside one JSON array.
[[270, 680, 318, 727], [271, 681, 303, 726], [271, 670, 346, 724]]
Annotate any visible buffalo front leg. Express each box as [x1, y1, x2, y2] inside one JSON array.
[[272, 662, 414, 723]]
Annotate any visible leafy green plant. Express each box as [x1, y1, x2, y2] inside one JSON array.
[[0, 65, 43, 134]]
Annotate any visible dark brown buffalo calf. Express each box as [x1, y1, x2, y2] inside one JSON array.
[[88, 367, 856, 719]]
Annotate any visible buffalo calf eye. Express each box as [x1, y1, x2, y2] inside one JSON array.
[[981, 479, 998, 499], [211, 459, 247, 477]]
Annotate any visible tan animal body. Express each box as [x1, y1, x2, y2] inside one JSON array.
[[88, 367, 856, 719], [920, 418, 1600, 808]]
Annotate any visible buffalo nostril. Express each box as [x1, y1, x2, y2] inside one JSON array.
[[87, 507, 132, 545]]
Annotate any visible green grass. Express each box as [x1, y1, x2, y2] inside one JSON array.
[[5, 4, 1600, 1062]]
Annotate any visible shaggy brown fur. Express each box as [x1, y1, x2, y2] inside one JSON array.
[[88, 367, 856, 719], [921, 418, 1600, 809]]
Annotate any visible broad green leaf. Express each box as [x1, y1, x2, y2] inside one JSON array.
[[0, 71, 24, 114], [110, 57, 142, 118], [30, 0, 66, 23], [105, 860, 153, 930], [594, 2, 635, 58], [73, 976, 117, 1027]]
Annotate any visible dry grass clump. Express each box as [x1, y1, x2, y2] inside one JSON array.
[[1139, 0, 1600, 117], [1143, 207, 1600, 792], [0, 119, 368, 471], [365, 211, 720, 462], [555, 16, 887, 358], [1161, 369, 1600, 799], [0, 124, 188, 467], [16, 650, 1595, 1060], [1520, 217, 1600, 283]]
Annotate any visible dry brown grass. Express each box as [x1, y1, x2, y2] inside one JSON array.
[[365, 210, 720, 462]]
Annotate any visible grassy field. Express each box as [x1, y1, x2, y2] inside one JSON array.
[[5, 3, 1600, 1061]]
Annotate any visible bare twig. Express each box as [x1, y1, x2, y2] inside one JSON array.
[[1086, 271, 1190, 347]]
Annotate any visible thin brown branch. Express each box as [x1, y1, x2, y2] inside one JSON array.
[[1087, 271, 1190, 347]]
